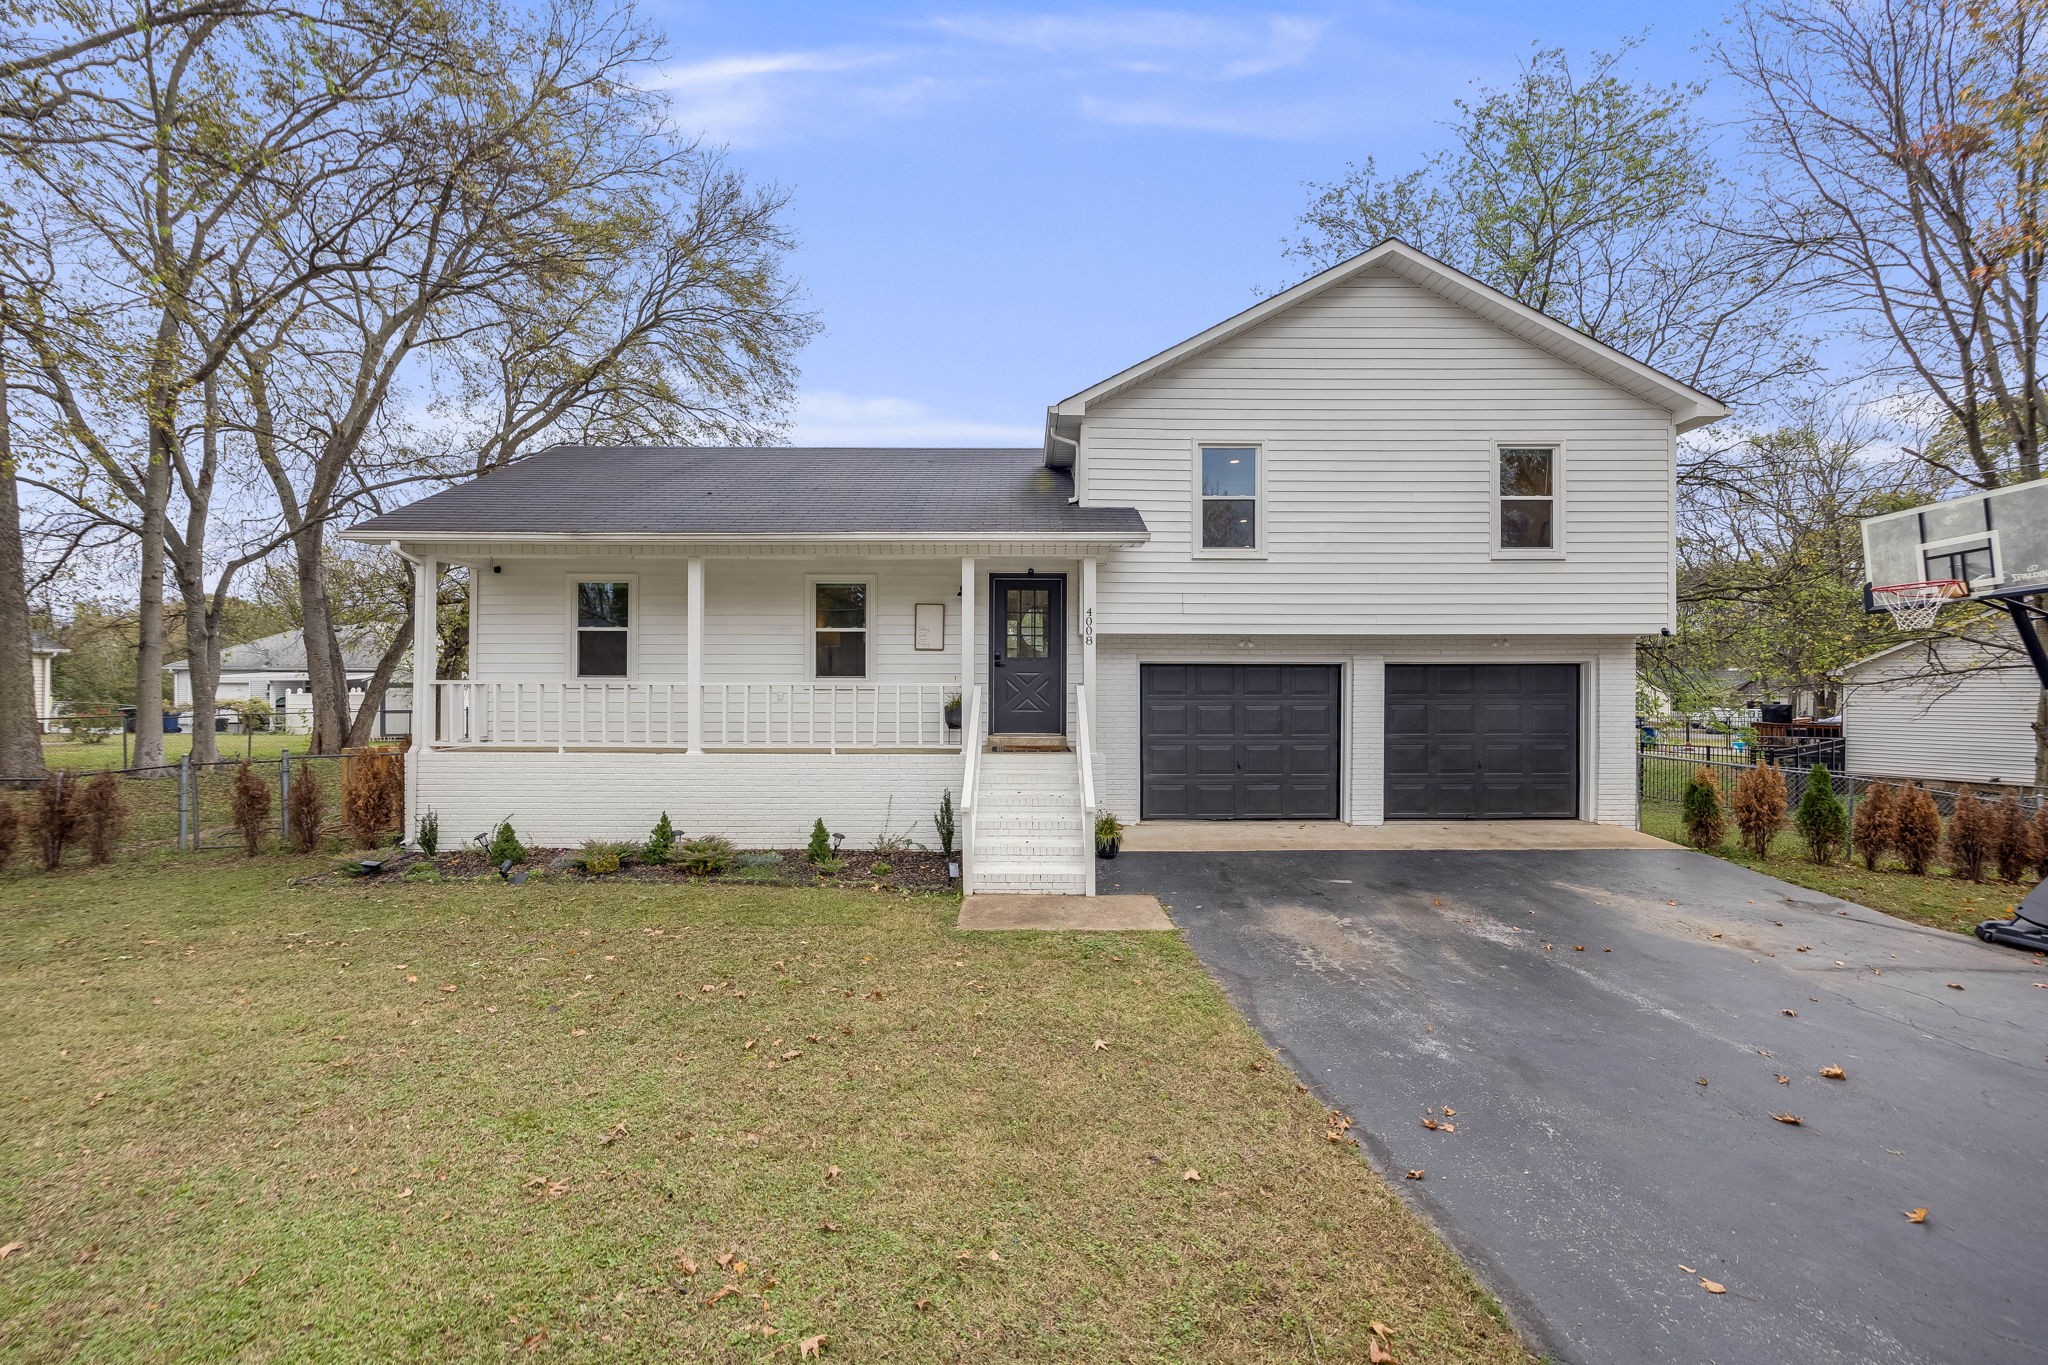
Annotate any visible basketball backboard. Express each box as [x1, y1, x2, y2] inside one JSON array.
[[1861, 479, 2048, 602]]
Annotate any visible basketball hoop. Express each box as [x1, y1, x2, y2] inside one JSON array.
[[1870, 579, 1967, 631]]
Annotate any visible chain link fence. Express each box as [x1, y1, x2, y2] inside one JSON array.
[[0, 752, 380, 863]]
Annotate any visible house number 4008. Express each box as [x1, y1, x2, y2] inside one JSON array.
[[1082, 607, 1095, 646]]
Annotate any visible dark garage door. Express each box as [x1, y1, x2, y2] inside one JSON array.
[[1140, 664, 1341, 819], [1385, 664, 1579, 819]]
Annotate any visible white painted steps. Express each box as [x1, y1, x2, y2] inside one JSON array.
[[966, 750, 1092, 895]]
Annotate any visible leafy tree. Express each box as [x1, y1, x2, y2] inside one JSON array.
[[1288, 38, 1808, 407]]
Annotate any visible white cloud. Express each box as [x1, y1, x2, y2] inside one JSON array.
[[1076, 91, 1338, 137], [928, 11, 1328, 80], [790, 390, 1040, 447], [652, 48, 969, 147]]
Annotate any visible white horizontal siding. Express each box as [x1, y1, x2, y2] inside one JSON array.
[[415, 748, 960, 848], [1092, 633, 1640, 828], [1843, 642, 2039, 786], [1079, 267, 1676, 636]]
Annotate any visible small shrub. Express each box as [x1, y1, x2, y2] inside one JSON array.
[[1850, 782, 1896, 871], [1989, 791, 2038, 884], [63, 706, 118, 745], [1893, 787, 1943, 875], [812, 856, 844, 876], [1946, 789, 1995, 882], [573, 839, 629, 875], [416, 808, 440, 857], [486, 819, 527, 867], [1680, 767, 1725, 850], [1095, 810, 1125, 850], [731, 862, 781, 882], [31, 773, 80, 871], [643, 811, 678, 864], [0, 797, 17, 871], [737, 851, 783, 868], [870, 860, 892, 876], [76, 771, 124, 864], [805, 818, 833, 865], [677, 834, 737, 875], [287, 762, 326, 853], [403, 861, 443, 884], [1794, 765, 1848, 865], [933, 789, 955, 857], [1731, 763, 1788, 858], [230, 762, 271, 857]]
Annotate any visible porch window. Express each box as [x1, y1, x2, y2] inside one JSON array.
[[813, 580, 870, 679], [574, 580, 630, 677]]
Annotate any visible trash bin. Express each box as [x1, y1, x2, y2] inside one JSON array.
[[162, 710, 182, 734]]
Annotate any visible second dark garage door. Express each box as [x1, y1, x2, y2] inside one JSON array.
[[1140, 664, 1341, 819], [1385, 663, 1580, 818]]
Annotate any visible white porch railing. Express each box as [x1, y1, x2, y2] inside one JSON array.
[[1074, 683, 1097, 896], [431, 680, 959, 750], [958, 684, 984, 889]]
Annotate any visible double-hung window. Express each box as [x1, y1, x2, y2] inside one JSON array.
[[812, 579, 871, 679], [1198, 444, 1260, 552], [574, 580, 630, 677], [1498, 446, 1560, 553]]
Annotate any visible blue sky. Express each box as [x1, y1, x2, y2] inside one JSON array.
[[648, 2, 1735, 446]]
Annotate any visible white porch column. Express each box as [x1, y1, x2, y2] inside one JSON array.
[[686, 557, 705, 754], [1080, 557, 1098, 697], [959, 556, 976, 720], [409, 550, 436, 842]]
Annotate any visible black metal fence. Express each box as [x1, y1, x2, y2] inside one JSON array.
[[1, 752, 353, 861]]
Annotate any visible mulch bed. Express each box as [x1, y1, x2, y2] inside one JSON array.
[[299, 846, 958, 892]]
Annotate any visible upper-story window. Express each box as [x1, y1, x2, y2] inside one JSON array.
[[1199, 444, 1259, 552], [813, 579, 871, 679], [574, 580, 630, 676], [1498, 446, 1558, 552]]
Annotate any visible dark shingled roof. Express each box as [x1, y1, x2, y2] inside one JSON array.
[[349, 447, 1149, 539]]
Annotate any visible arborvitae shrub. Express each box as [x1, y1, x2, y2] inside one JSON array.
[[1893, 787, 1942, 875], [416, 808, 439, 857], [805, 818, 833, 864], [1731, 763, 1788, 858], [1794, 765, 1848, 865], [230, 762, 271, 856], [342, 749, 402, 848], [1946, 789, 1994, 882], [1851, 782, 1896, 871], [287, 761, 326, 853], [643, 811, 676, 864], [32, 772, 79, 871], [1990, 790, 2037, 884], [78, 771, 125, 864], [486, 819, 527, 866], [1681, 766, 1725, 849]]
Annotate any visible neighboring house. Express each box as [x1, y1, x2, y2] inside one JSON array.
[[343, 239, 1726, 893], [31, 629, 66, 727], [1841, 629, 2041, 790], [167, 630, 412, 738]]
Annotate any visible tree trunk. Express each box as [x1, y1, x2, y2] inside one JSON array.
[[294, 527, 351, 753], [0, 360, 47, 782], [131, 438, 172, 772], [346, 609, 414, 747], [178, 573, 220, 765]]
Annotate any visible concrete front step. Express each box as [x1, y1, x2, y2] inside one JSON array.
[[972, 872, 1089, 895]]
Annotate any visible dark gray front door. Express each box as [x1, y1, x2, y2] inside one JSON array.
[[989, 575, 1065, 735], [1384, 663, 1580, 818], [1140, 664, 1342, 819]]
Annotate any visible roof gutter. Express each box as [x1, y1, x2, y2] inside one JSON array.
[[343, 528, 1149, 547]]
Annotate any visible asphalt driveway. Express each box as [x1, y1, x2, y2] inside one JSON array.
[[1099, 847, 2048, 1365]]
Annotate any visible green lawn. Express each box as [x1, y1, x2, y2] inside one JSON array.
[[1640, 803, 2027, 936], [38, 730, 310, 772], [0, 858, 1527, 1363]]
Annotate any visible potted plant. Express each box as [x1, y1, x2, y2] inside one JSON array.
[[1095, 811, 1125, 859], [943, 690, 962, 730]]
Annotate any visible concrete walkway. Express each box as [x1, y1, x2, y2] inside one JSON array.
[[956, 893, 1172, 931], [1122, 819, 1674, 853]]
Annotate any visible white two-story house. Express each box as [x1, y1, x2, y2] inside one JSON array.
[[343, 240, 1725, 893]]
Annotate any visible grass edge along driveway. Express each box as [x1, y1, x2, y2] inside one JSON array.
[[0, 858, 1529, 1363]]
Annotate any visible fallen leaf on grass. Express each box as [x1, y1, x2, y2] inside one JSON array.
[[676, 1255, 698, 1277], [1905, 1207, 1928, 1224], [800, 1335, 826, 1359], [1403, 1170, 1425, 1180], [1369, 1338, 1396, 1363], [1092, 1039, 1109, 1051], [781, 1050, 801, 1061], [825, 1166, 841, 1184], [1770, 1113, 1804, 1126], [818, 1220, 843, 1233], [1182, 1169, 1202, 1183], [0, 1241, 23, 1261], [439, 984, 456, 994], [1820, 1065, 1846, 1080], [522, 1329, 548, 1350], [705, 1284, 741, 1306], [598, 1122, 629, 1146], [1699, 1277, 1726, 1294]]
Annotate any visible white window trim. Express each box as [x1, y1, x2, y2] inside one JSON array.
[[1190, 438, 1269, 560], [806, 573, 878, 682], [565, 573, 637, 680], [1489, 439, 1568, 561]]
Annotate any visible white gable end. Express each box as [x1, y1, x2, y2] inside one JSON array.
[[1077, 263, 1681, 636]]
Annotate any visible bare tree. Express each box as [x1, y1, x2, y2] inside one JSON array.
[[1720, 0, 2048, 486]]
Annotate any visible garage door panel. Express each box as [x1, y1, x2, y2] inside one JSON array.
[[1385, 664, 1579, 819], [1141, 664, 1341, 820]]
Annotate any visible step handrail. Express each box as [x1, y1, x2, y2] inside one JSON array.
[[1075, 683, 1097, 896], [959, 685, 983, 893]]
